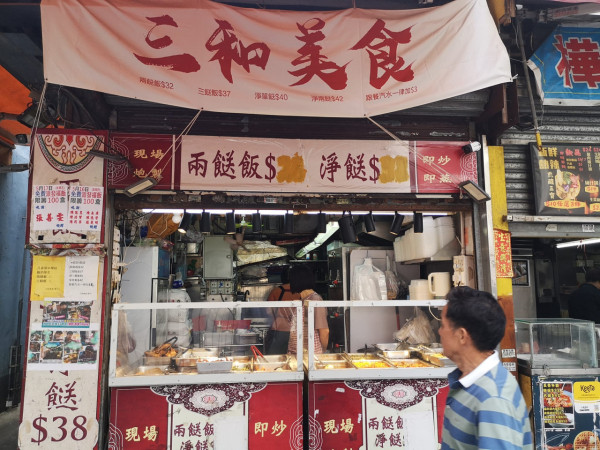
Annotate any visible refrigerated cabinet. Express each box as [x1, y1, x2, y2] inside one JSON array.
[[516, 318, 600, 450]]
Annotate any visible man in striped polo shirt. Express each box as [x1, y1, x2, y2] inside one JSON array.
[[440, 286, 532, 449]]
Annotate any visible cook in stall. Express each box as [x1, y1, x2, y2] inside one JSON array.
[[568, 267, 600, 324], [287, 264, 329, 355], [265, 266, 301, 355]]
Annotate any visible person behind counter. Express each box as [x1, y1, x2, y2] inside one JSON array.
[[568, 267, 600, 323], [265, 266, 301, 355], [287, 264, 329, 355], [440, 286, 532, 450]]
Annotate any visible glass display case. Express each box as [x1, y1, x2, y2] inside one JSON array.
[[109, 301, 304, 386], [516, 318, 598, 370], [305, 300, 454, 380]]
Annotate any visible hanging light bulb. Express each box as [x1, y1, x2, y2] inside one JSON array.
[[364, 212, 376, 233], [283, 212, 294, 234], [171, 212, 183, 224], [226, 212, 236, 234], [317, 212, 327, 234], [389, 212, 404, 235], [413, 212, 424, 233], [252, 212, 261, 233], [200, 212, 211, 233], [177, 213, 192, 234], [338, 211, 357, 243]]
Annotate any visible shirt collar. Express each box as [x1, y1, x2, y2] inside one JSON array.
[[300, 289, 314, 300], [451, 350, 500, 388]]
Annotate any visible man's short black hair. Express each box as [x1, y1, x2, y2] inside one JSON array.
[[289, 264, 315, 294], [280, 265, 291, 284], [585, 268, 600, 283], [445, 286, 506, 352]]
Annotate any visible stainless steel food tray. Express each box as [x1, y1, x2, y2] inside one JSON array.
[[174, 348, 218, 367], [134, 365, 169, 376]]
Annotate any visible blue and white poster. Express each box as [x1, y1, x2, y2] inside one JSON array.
[[528, 25, 600, 106]]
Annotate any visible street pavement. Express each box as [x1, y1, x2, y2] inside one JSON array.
[[0, 406, 20, 449]]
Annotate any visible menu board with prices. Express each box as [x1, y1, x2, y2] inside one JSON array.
[[531, 143, 600, 215], [542, 381, 574, 429]]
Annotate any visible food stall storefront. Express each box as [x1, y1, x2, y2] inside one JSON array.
[[18, 1, 514, 448], [104, 132, 483, 450]]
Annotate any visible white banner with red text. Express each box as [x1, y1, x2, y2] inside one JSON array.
[[177, 136, 477, 193], [41, 0, 511, 117]]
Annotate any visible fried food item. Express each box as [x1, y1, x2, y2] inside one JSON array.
[[145, 341, 177, 357]]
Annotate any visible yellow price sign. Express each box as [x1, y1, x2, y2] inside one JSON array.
[[574, 381, 600, 402]]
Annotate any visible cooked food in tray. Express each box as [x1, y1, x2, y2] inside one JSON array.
[[315, 360, 354, 370], [388, 359, 433, 368], [351, 359, 392, 369], [175, 348, 218, 367], [145, 337, 178, 358]]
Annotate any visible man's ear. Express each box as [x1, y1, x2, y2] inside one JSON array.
[[457, 327, 470, 344]]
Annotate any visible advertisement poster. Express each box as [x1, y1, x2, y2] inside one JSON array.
[[542, 381, 574, 430], [67, 186, 104, 231], [27, 325, 99, 370], [533, 376, 600, 450], [42, 300, 92, 328], [531, 143, 600, 216], [32, 185, 69, 231]]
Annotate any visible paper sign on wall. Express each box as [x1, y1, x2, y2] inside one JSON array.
[[32, 185, 69, 231], [67, 186, 103, 231], [31, 255, 99, 301], [64, 255, 99, 300], [31, 256, 66, 301]]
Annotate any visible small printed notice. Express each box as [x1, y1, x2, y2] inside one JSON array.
[[31, 256, 66, 301], [68, 185, 103, 231], [27, 324, 99, 370], [64, 255, 99, 300], [42, 300, 92, 328], [31, 255, 99, 301], [32, 184, 69, 231]]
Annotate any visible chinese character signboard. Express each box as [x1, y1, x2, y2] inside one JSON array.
[[19, 371, 100, 449], [309, 379, 448, 449], [179, 136, 476, 194], [530, 143, 600, 215], [109, 382, 303, 449], [41, 0, 510, 118], [107, 133, 174, 190], [528, 26, 600, 107], [29, 130, 106, 244]]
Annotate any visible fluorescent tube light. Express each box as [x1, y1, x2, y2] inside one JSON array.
[[556, 238, 600, 249]]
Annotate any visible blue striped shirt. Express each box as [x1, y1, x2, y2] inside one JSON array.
[[441, 357, 533, 449]]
